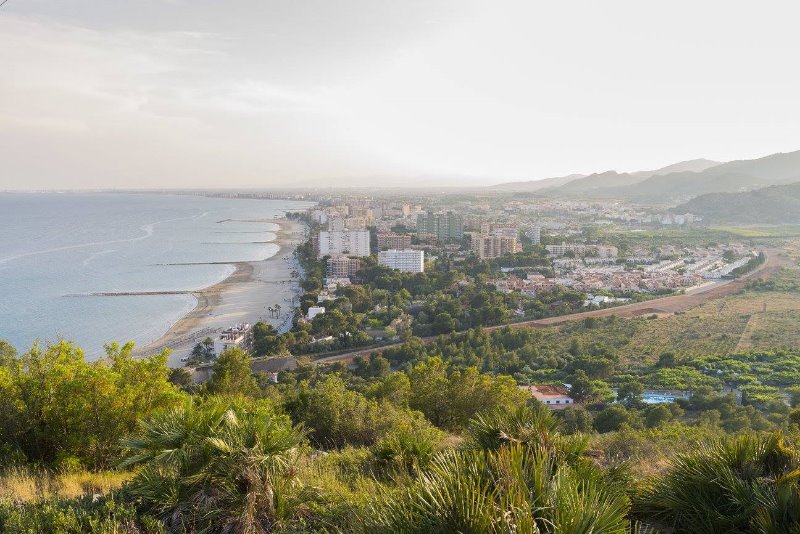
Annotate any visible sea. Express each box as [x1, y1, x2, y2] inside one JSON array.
[[0, 192, 314, 358]]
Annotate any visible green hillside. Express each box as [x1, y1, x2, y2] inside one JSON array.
[[674, 181, 800, 224]]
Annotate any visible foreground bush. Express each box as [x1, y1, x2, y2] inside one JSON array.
[[363, 444, 630, 533], [635, 432, 800, 533], [363, 405, 630, 533], [120, 397, 319, 533], [0, 495, 163, 533]]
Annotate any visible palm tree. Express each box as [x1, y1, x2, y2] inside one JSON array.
[[119, 398, 318, 533], [634, 432, 800, 533], [362, 403, 631, 533], [363, 444, 630, 533], [274, 304, 282, 318]]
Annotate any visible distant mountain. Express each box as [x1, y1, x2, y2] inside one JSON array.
[[604, 150, 800, 202], [542, 159, 722, 196], [673, 182, 800, 224], [492, 158, 721, 194], [492, 150, 800, 202], [631, 158, 722, 179], [492, 173, 586, 192]]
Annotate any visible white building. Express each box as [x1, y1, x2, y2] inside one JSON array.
[[520, 384, 575, 410], [318, 230, 371, 258], [378, 249, 425, 273], [212, 323, 252, 357]]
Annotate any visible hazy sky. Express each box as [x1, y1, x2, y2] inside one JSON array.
[[1, 1, 799, 189]]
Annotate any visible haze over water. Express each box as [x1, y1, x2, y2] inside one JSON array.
[[0, 192, 313, 357]]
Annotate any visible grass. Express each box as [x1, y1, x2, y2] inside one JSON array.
[[710, 225, 800, 238], [0, 467, 131, 503]]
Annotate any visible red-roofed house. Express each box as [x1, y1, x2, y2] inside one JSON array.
[[520, 384, 575, 410]]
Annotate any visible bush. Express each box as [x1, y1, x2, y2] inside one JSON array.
[[635, 433, 800, 533], [0, 495, 163, 534]]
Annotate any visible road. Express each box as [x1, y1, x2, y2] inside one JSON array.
[[309, 248, 790, 366]]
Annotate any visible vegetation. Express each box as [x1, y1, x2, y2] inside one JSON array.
[[4, 331, 800, 532], [3, 260, 800, 531]]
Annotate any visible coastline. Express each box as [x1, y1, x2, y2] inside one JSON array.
[[133, 218, 306, 366]]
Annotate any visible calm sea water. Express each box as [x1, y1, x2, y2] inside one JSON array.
[[0, 192, 314, 358]]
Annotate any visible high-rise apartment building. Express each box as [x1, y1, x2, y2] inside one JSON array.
[[326, 257, 362, 277], [378, 249, 425, 273], [377, 232, 412, 250], [527, 226, 541, 245], [417, 211, 464, 242], [470, 234, 522, 259], [318, 230, 371, 258]]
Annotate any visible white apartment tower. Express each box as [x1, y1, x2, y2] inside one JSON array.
[[318, 230, 371, 258], [378, 249, 425, 273]]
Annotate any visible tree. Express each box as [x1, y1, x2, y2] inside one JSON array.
[[432, 312, 457, 335], [568, 370, 605, 404], [0, 340, 183, 469], [168, 367, 194, 390], [594, 404, 637, 433], [408, 358, 528, 430], [206, 347, 258, 397], [189, 337, 215, 364], [252, 321, 286, 356], [644, 404, 674, 428], [559, 405, 594, 434], [657, 352, 678, 368], [287, 375, 430, 448], [616, 379, 644, 407]]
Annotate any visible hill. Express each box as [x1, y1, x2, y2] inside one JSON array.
[[491, 173, 585, 191], [674, 182, 800, 224], [580, 150, 800, 202], [492, 158, 721, 194], [631, 158, 721, 179]]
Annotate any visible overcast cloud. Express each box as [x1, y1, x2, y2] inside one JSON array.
[[1, 1, 799, 189]]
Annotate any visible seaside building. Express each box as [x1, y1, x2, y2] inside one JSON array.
[[377, 232, 412, 250], [519, 384, 575, 410], [378, 249, 425, 273], [417, 211, 463, 242], [212, 323, 253, 357], [318, 230, 371, 258], [326, 257, 362, 278]]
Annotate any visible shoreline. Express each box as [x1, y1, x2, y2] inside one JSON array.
[[133, 217, 306, 366]]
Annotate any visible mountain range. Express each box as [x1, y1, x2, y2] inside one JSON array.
[[673, 182, 800, 225], [493, 150, 800, 204]]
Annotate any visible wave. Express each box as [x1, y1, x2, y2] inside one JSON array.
[[82, 248, 115, 266], [0, 212, 201, 266]]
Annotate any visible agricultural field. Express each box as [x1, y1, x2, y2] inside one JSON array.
[[538, 266, 800, 367], [709, 225, 800, 238]]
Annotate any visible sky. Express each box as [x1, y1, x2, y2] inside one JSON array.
[[1, 0, 800, 189]]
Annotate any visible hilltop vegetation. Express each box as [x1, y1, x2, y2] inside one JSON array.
[[6, 292, 800, 532]]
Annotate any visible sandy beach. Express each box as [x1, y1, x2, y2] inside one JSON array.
[[133, 218, 307, 366]]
